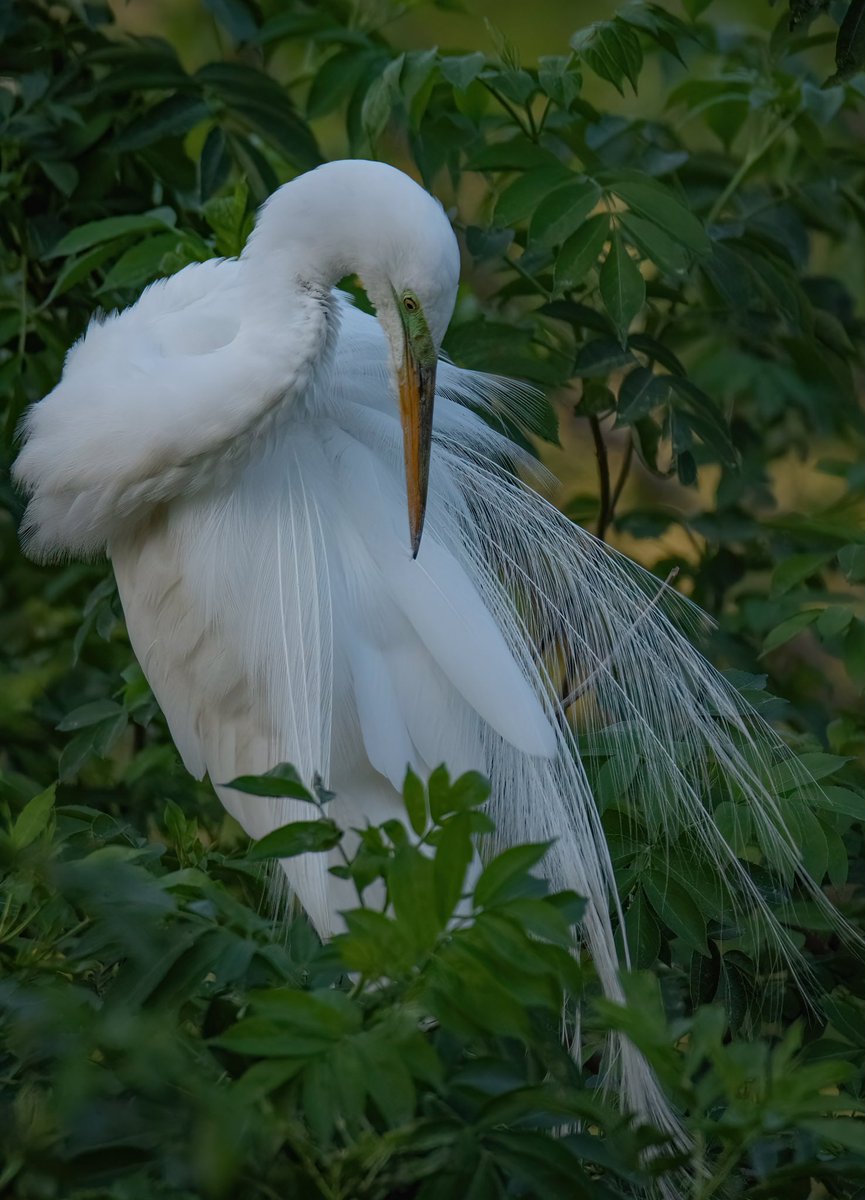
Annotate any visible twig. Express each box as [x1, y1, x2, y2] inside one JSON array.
[[479, 79, 532, 139], [589, 415, 611, 540], [609, 437, 634, 524]]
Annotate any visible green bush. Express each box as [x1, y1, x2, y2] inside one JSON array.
[[2, 0, 865, 1195]]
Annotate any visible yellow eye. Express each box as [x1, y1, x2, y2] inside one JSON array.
[[402, 294, 419, 313]]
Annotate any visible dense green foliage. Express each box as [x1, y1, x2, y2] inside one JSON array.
[[2, 0, 865, 1195]]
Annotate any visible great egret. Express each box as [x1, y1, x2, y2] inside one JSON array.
[[13, 158, 839, 1129]]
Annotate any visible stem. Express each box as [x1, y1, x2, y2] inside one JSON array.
[[589, 415, 611, 540], [707, 113, 797, 223], [535, 51, 576, 140], [609, 437, 634, 521], [480, 80, 531, 139], [525, 98, 538, 139], [505, 249, 550, 299]]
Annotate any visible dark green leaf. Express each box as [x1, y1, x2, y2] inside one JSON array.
[[226, 764, 315, 801], [599, 233, 645, 345], [114, 95, 211, 152], [475, 843, 552, 908], [57, 700, 125, 731], [608, 176, 709, 255], [247, 820, 342, 859], [529, 178, 601, 247], [571, 19, 643, 95], [555, 213, 610, 290], [47, 210, 177, 258]]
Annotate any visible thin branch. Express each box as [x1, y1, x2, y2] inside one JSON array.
[[609, 436, 634, 522], [479, 79, 531, 138], [589, 415, 611, 540]]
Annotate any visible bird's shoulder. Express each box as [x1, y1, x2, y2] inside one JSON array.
[[70, 258, 247, 373]]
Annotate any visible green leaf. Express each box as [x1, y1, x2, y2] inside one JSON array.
[[529, 178, 601, 247], [812, 786, 865, 821], [608, 176, 710, 255], [199, 125, 231, 200], [554, 213, 610, 291], [434, 811, 473, 923], [571, 19, 643, 95], [307, 49, 383, 119], [97, 233, 183, 293], [47, 209, 177, 258], [803, 1117, 865, 1154], [787, 803, 828, 881], [448, 771, 491, 810], [439, 52, 487, 91], [114, 95, 211, 152], [495, 166, 574, 227], [762, 610, 820, 653], [202, 0, 258, 42], [538, 54, 582, 108], [361, 54, 404, 144], [428, 764, 453, 822], [839, 544, 865, 581], [599, 233, 645, 345], [57, 700, 125, 731], [772, 553, 834, 595], [388, 844, 443, 949], [474, 842, 552, 908], [467, 137, 562, 172], [618, 211, 690, 275], [818, 605, 853, 641], [226, 764, 315, 801], [199, 63, 320, 168], [572, 337, 635, 377], [247, 819, 342, 859], [616, 366, 670, 424], [624, 889, 661, 968], [403, 767, 427, 836], [12, 785, 56, 850], [771, 752, 850, 793], [643, 871, 708, 954]]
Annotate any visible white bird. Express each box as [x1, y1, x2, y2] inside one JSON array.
[[13, 158, 842, 1131]]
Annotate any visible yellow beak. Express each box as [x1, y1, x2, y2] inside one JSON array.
[[397, 337, 436, 558]]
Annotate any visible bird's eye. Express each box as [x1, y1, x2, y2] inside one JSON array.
[[402, 295, 419, 313]]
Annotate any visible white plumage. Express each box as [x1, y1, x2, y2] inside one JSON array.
[[13, 159, 843, 1132]]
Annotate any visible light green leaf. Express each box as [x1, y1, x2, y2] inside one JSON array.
[[13, 785, 56, 850]]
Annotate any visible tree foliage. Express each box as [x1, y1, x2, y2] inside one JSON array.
[[2, 0, 865, 1195]]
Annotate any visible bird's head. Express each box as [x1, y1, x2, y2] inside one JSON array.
[[248, 159, 460, 556]]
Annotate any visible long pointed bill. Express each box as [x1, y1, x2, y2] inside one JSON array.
[[398, 337, 436, 558]]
